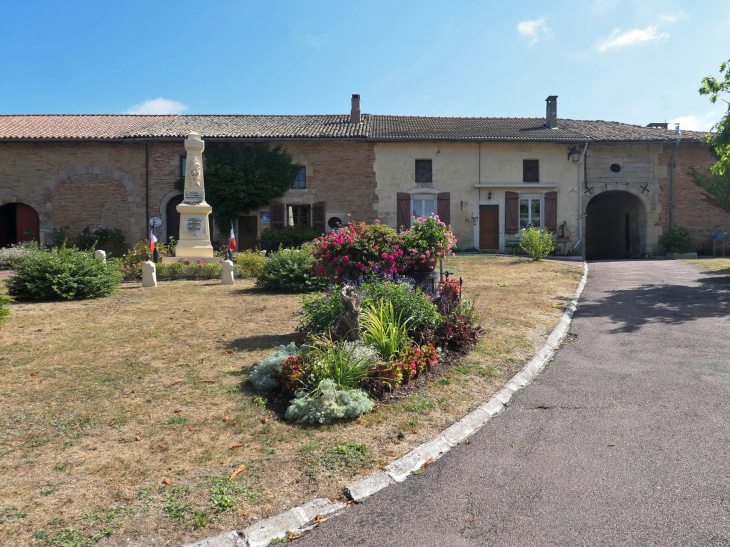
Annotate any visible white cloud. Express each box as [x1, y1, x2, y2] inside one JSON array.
[[670, 112, 720, 132], [126, 98, 188, 115], [659, 10, 685, 24], [597, 26, 669, 52], [517, 18, 551, 47]]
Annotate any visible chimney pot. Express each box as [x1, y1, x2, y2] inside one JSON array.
[[545, 95, 558, 129], [350, 94, 361, 124]]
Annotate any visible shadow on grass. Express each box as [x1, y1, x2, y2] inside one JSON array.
[[575, 272, 730, 333], [228, 332, 298, 352]]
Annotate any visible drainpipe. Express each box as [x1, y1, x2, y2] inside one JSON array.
[[577, 142, 589, 254], [145, 143, 150, 241], [669, 134, 681, 233]]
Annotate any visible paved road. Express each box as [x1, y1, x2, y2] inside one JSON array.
[[298, 260, 730, 546]]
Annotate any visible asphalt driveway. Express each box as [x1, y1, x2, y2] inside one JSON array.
[[297, 259, 730, 547]]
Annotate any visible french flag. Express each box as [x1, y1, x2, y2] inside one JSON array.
[[148, 225, 158, 252], [229, 220, 237, 252]]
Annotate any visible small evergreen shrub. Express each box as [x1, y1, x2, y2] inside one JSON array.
[[259, 226, 320, 246], [249, 342, 301, 391], [191, 260, 221, 280], [0, 295, 13, 323], [7, 245, 122, 301], [73, 225, 127, 252], [156, 262, 169, 277], [236, 250, 267, 278], [256, 245, 328, 293], [284, 379, 373, 424], [168, 262, 186, 279], [519, 227, 556, 261], [663, 227, 694, 253]]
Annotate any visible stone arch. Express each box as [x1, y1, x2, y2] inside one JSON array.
[[45, 165, 139, 246], [159, 190, 183, 244], [585, 190, 648, 259]]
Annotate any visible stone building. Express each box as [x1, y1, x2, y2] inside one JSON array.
[[0, 96, 725, 257]]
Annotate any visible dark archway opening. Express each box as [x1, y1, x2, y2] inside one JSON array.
[[0, 203, 40, 248], [165, 195, 184, 244], [586, 191, 645, 260]]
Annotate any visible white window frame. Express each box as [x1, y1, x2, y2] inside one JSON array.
[[519, 194, 543, 229]]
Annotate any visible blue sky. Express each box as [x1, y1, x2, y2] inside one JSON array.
[[3, 0, 730, 130]]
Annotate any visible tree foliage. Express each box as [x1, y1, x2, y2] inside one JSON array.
[[699, 59, 730, 176], [176, 143, 299, 232]]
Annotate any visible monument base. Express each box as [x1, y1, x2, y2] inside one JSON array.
[[173, 240, 214, 258]]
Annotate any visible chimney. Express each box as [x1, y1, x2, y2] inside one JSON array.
[[647, 122, 669, 129], [545, 95, 558, 129], [350, 94, 361, 124]]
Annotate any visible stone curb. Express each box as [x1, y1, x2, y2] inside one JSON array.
[[181, 261, 589, 547]]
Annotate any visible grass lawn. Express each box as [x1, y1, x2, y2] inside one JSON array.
[[681, 257, 730, 273], [0, 255, 582, 546]]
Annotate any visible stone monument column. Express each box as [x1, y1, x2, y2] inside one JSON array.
[[175, 132, 214, 258]]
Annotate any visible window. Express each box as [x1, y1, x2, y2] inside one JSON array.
[[180, 156, 187, 178], [288, 204, 310, 227], [291, 166, 306, 189], [523, 160, 539, 183], [412, 197, 436, 218], [415, 160, 432, 183], [519, 198, 541, 229]]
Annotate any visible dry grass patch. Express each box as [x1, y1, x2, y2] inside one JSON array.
[[681, 257, 730, 273], [0, 256, 582, 546]]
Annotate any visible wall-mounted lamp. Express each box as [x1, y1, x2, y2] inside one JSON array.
[[487, 191, 492, 200], [567, 146, 581, 164]]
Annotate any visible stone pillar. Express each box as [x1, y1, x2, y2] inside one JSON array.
[[93, 250, 107, 263], [142, 260, 157, 288], [175, 132, 214, 258], [221, 259, 235, 285]]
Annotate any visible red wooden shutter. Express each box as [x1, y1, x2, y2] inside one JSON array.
[[544, 191, 557, 233], [312, 201, 326, 234], [437, 192, 451, 226], [505, 191, 519, 234], [397, 193, 411, 231], [270, 201, 285, 228]]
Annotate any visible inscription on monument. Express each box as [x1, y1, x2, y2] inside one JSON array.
[[185, 190, 203, 200], [182, 215, 206, 238]]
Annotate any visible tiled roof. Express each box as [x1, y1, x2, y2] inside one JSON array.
[[0, 113, 709, 143], [125, 115, 370, 139], [0, 115, 173, 139]]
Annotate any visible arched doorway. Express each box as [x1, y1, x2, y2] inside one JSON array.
[[166, 195, 184, 244], [586, 191, 646, 260], [0, 203, 40, 248]]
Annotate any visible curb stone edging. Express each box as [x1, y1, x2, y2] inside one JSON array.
[[181, 261, 589, 547]]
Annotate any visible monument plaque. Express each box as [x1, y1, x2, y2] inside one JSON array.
[[182, 215, 206, 238], [185, 190, 203, 201]]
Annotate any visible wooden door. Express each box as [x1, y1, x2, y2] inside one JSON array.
[[238, 215, 257, 251], [0, 203, 39, 247], [479, 205, 499, 249]]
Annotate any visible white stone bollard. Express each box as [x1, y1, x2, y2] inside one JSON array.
[[142, 260, 158, 287], [221, 259, 235, 285], [93, 250, 106, 263]]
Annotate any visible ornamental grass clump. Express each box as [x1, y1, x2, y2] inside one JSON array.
[[360, 300, 412, 363], [519, 226, 556, 261]]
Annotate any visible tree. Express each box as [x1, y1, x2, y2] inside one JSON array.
[[699, 59, 730, 175], [176, 143, 299, 233]]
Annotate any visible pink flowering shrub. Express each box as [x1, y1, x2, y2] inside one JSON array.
[[393, 344, 439, 382], [400, 215, 457, 272], [435, 278, 462, 315], [277, 355, 306, 394], [311, 222, 404, 282]]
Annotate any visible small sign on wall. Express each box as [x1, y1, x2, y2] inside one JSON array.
[[260, 211, 270, 224]]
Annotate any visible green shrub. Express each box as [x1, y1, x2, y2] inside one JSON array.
[[361, 300, 412, 362], [284, 379, 373, 424], [256, 246, 328, 293], [117, 239, 175, 268], [519, 227, 556, 261], [0, 241, 45, 269], [6, 245, 122, 300], [191, 260, 221, 280], [236, 250, 267, 278], [298, 280, 439, 335], [156, 262, 169, 277], [119, 262, 142, 281], [168, 262, 186, 280], [73, 225, 127, 252], [663, 227, 694, 253], [0, 295, 13, 323]]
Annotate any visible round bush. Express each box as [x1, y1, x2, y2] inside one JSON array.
[[7, 245, 122, 300], [256, 245, 328, 293]]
